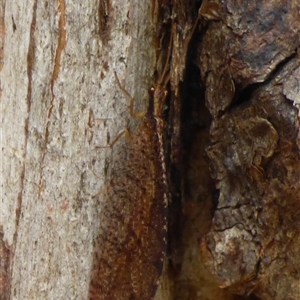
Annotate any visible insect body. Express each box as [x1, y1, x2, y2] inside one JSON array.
[[89, 33, 172, 300]]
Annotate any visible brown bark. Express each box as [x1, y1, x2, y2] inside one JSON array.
[[195, 1, 300, 299], [2, 0, 300, 300]]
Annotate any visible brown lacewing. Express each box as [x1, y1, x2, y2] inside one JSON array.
[[88, 1, 219, 297], [89, 28, 173, 300]]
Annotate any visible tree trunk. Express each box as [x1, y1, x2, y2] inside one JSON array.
[[1, 1, 299, 300], [196, 1, 300, 300], [1, 0, 159, 299]]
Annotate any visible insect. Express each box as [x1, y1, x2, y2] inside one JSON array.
[[89, 24, 173, 300]]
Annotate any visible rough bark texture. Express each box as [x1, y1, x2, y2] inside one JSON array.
[[2, 0, 300, 300], [198, 1, 300, 299]]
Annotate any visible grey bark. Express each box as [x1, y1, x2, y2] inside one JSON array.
[[1, 0, 156, 299]]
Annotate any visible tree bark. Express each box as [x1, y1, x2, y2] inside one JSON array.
[[1, 0, 300, 300], [1, 0, 158, 299], [196, 1, 300, 300]]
